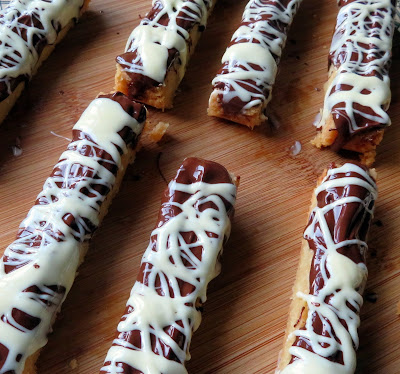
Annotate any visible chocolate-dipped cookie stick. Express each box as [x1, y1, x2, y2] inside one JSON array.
[[100, 157, 238, 374], [312, 0, 395, 166], [277, 163, 377, 373], [115, 0, 216, 110], [0, 0, 90, 125], [208, 0, 302, 128], [0, 92, 146, 374]]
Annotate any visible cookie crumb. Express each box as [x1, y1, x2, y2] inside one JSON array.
[[289, 141, 302, 156], [11, 137, 22, 157], [69, 359, 78, 369], [149, 122, 169, 143]]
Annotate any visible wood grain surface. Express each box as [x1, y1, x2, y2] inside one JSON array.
[[0, 0, 399, 373]]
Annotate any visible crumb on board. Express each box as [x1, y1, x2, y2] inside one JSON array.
[[11, 145, 22, 157], [289, 141, 302, 156], [149, 122, 170, 143], [11, 137, 22, 157], [69, 359, 78, 369]]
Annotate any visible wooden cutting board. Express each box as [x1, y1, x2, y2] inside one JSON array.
[[0, 0, 400, 373]]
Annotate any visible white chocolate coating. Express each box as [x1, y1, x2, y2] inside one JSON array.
[[0, 97, 144, 373], [0, 0, 85, 97], [101, 178, 236, 374], [211, 0, 302, 112], [281, 163, 377, 374], [119, 0, 213, 83], [316, 0, 394, 135]]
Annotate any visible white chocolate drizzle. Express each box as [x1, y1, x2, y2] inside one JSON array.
[[281, 163, 377, 374], [0, 0, 85, 98], [118, 0, 213, 84], [0, 97, 144, 373], [316, 0, 394, 138], [210, 0, 302, 113], [101, 173, 236, 374]]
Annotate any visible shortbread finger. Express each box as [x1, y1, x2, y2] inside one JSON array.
[[0, 0, 90, 126], [115, 0, 216, 110], [0, 92, 146, 374], [312, 0, 395, 166], [100, 157, 238, 374], [208, 0, 302, 128], [277, 163, 377, 373]]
